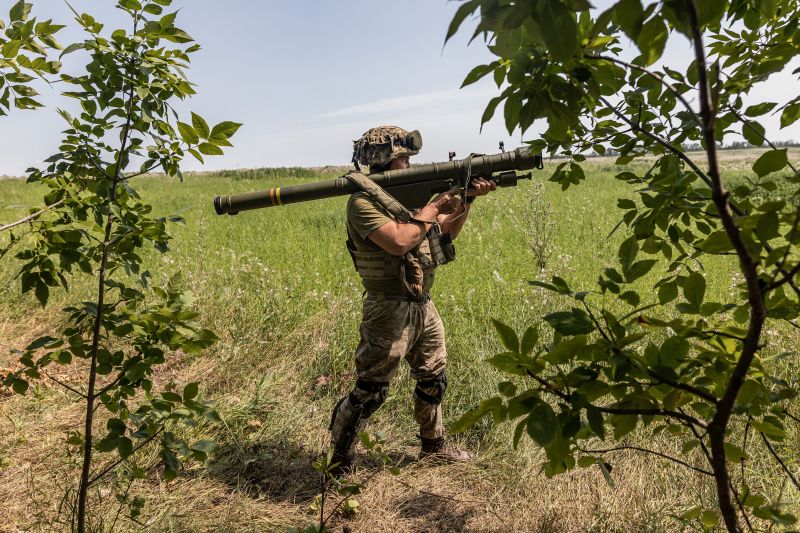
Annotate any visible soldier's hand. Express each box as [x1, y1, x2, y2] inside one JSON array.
[[467, 177, 497, 197], [431, 190, 461, 214]]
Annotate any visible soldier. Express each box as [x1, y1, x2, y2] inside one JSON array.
[[328, 125, 497, 472]]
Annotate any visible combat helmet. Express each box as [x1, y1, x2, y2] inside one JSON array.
[[352, 125, 423, 170]]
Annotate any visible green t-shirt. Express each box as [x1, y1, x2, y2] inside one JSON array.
[[346, 192, 435, 296]]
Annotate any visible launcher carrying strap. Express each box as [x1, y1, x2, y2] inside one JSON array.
[[343, 171, 413, 223]]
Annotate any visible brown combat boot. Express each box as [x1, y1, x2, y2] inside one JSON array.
[[418, 436, 475, 463], [328, 449, 355, 478]]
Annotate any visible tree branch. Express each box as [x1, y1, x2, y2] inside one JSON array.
[[44, 372, 87, 399], [525, 370, 707, 428], [687, 3, 762, 531], [578, 444, 713, 476], [759, 431, 800, 493], [588, 55, 703, 127], [727, 105, 799, 175], [598, 96, 715, 190], [767, 261, 800, 292], [647, 370, 718, 404], [88, 427, 163, 486], [0, 199, 65, 233]]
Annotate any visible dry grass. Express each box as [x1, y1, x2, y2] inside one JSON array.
[[0, 300, 746, 533], [1, 150, 799, 532]]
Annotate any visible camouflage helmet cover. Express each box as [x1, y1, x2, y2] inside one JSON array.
[[352, 125, 423, 168]]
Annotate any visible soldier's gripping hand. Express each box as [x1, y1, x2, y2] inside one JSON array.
[[467, 177, 498, 198], [430, 189, 462, 214]]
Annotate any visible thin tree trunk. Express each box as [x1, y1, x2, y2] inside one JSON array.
[[686, 2, 767, 530], [75, 24, 138, 531]]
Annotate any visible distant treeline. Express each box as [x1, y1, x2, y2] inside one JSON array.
[[600, 140, 799, 156], [214, 166, 351, 180]]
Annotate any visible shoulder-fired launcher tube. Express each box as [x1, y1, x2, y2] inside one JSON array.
[[213, 147, 542, 215]]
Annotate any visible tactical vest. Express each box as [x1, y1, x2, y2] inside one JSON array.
[[344, 171, 455, 300]]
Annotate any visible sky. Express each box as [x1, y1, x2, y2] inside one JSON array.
[[0, 0, 798, 176]]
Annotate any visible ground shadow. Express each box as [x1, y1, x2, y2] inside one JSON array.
[[207, 439, 420, 503], [208, 438, 321, 502], [394, 491, 478, 532]]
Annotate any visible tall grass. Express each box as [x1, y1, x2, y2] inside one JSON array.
[[0, 149, 798, 531]]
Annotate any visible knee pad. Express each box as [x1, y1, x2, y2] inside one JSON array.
[[354, 379, 389, 418], [328, 380, 389, 457], [415, 370, 447, 405]]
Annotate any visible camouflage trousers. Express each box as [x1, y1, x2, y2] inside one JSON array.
[[330, 294, 447, 456]]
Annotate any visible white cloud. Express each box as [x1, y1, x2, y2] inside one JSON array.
[[317, 86, 498, 119]]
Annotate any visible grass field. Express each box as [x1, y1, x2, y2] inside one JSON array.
[[1, 149, 799, 532]]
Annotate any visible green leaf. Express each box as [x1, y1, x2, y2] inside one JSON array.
[[683, 272, 706, 308], [461, 64, 494, 88], [498, 381, 517, 397], [613, 0, 644, 41], [451, 397, 502, 433], [9, 0, 31, 22], [756, 211, 780, 241], [544, 309, 595, 336], [480, 95, 504, 129], [781, 102, 800, 128], [701, 510, 720, 529], [544, 335, 587, 364], [162, 449, 179, 480], [618, 236, 638, 273], [636, 16, 668, 66], [26, 335, 60, 350], [117, 437, 133, 459], [177, 122, 199, 144], [512, 419, 526, 449], [699, 231, 734, 253], [610, 413, 637, 439], [745, 102, 776, 117], [658, 281, 678, 304], [742, 121, 765, 146], [12, 378, 29, 395], [526, 402, 557, 446], [520, 326, 538, 356], [492, 319, 519, 353], [619, 290, 640, 307], [752, 149, 788, 177], [191, 439, 218, 454], [118, 0, 142, 11], [96, 434, 119, 452], [487, 352, 530, 376], [536, 2, 578, 62], [191, 112, 210, 138], [750, 419, 786, 440], [586, 406, 605, 440], [35, 281, 49, 307], [625, 260, 657, 283], [598, 461, 615, 487], [60, 42, 85, 58], [198, 142, 223, 156], [2, 40, 20, 59], [209, 121, 242, 142], [724, 442, 747, 462], [445, 0, 478, 43], [183, 382, 199, 401]]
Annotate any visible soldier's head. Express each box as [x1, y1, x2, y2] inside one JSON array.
[[352, 125, 422, 173]]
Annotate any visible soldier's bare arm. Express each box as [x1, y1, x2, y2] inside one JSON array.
[[368, 191, 460, 255], [438, 178, 497, 238]]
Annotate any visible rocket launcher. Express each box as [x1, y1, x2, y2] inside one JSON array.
[[213, 147, 544, 215]]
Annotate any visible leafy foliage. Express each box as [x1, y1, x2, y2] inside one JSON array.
[[449, 0, 800, 530], [0, 0, 64, 113], [0, 1, 238, 529]]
